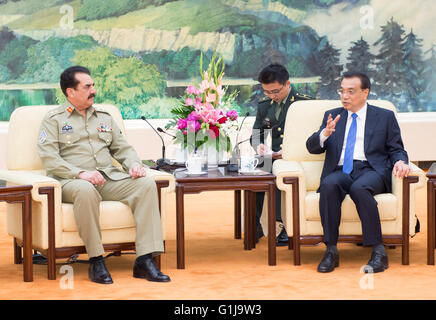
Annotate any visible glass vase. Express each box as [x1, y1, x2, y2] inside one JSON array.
[[206, 140, 219, 170]]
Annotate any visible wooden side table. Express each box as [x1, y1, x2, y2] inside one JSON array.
[[0, 185, 33, 282], [174, 168, 276, 269], [427, 163, 436, 265]]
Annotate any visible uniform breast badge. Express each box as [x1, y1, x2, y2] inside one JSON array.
[[97, 123, 113, 133], [61, 122, 73, 134]]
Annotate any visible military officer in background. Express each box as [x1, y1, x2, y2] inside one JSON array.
[[251, 63, 312, 245], [37, 66, 170, 284]]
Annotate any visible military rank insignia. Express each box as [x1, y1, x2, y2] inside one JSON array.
[[97, 123, 113, 133], [61, 122, 73, 134], [39, 129, 47, 144]]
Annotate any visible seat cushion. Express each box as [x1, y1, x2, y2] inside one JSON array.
[[62, 201, 135, 232], [305, 191, 397, 222]]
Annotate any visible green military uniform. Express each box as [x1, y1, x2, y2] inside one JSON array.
[[37, 101, 164, 258], [251, 86, 313, 225], [251, 87, 312, 152]]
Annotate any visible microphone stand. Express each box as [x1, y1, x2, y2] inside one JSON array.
[[140, 116, 171, 168], [227, 120, 279, 172], [227, 112, 250, 172], [229, 129, 272, 166]]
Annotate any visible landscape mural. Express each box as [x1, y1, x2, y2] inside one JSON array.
[[0, 0, 435, 121]]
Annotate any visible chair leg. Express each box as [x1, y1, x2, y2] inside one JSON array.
[[288, 236, 293, 250], [14, 238, 22, 264], [294, 240, 301, 265], [48, 252, 56, 280]]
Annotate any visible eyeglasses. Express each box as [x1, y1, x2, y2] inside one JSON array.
[[337, 89, 366, 96], [264, 85, 284, 96]]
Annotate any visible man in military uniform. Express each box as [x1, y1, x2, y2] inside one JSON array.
[[251, 64, 312, 245], [37, 66, 170, 284]]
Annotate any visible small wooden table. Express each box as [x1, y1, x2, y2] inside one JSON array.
[[0, 185, 33, 282], [427, 163, 436, 265], [174, 167, 276, 269]]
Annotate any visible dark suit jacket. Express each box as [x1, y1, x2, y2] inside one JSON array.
[[251, 87, 312, 152], [306, 104, 408, 192]]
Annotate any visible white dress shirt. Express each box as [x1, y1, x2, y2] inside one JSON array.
[[320, 103, 368, 165]]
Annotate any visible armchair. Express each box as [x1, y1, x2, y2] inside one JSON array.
[[0, 104, 175, 280], [272, 100, 425, 265]]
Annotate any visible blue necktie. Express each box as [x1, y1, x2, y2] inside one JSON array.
[[343, 113, 358, 174]]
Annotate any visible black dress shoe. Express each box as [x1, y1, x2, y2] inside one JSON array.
[[276, 227, 289, 247], [363, 251, 389, 273], [255, 224, 264, 243], [88, 259, 113, 284], [317, 250, 339, 273], [133, 256, 171, 282]]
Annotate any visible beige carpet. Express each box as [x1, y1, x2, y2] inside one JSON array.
[[0, 186, 435, 300]]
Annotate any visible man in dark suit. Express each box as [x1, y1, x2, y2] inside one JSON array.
[[251, 64, 312, 246], [306, 72, 411, 273]]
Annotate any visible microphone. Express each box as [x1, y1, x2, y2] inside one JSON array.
[[235, 123, 280, 149], [141, 116, 171, 167], [157, 127, 198, 153], [157, 127, 175, 138], [227, 112, 250, 172]]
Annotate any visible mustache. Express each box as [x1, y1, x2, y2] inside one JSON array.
[[88, 94, 95, 99]]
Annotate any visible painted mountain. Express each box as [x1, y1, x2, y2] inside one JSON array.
[[0, 0, 434, 119]]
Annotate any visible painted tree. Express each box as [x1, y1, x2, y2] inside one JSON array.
[[345, 37, 375, 79], [71, 47, 166, 119], [21, 36, 97, 83], [317, 39, 343, 99], [0, 35, 37, 80], [373, 18, 407, 110], [402, 29, 426, 111], [423, 44, 436, 111]]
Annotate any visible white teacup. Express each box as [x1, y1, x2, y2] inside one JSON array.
[[185, 154, 203, 174], [239, 155, 259, 173]]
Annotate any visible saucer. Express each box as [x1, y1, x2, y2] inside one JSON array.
[[185, 171, 207, 176], [238, 169, 264, 175]]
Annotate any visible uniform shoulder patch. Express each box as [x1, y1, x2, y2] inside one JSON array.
[[295, 92, 313, 100], [94, 106, 111, 114], [47, 106, 65, 118], [38, 129, 47, 144], [258, 97, 272, 105]]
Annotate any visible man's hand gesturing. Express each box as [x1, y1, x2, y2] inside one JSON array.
[[324, 113, 341, 137]]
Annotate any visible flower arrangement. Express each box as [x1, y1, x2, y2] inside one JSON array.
[[166, 52, 239, 153]]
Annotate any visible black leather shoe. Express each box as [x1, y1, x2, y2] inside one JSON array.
[[88, 259, 113, 284], [317, 251, 339, 273], [276, 227, 289, 247], [363, 251, 389, 273], [133, 256, 171, 282], [255, 224, 264, 243]]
